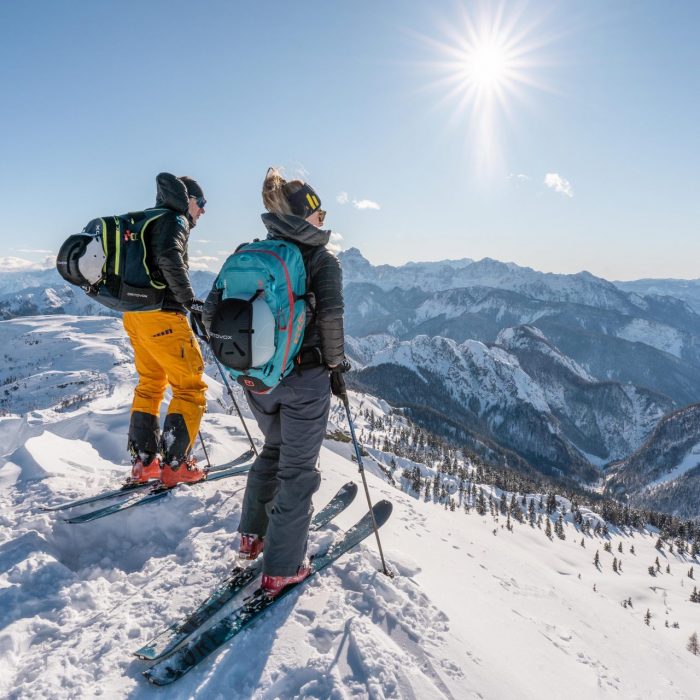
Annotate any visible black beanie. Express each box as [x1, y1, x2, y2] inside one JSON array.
[[179, 176, 204, 200]]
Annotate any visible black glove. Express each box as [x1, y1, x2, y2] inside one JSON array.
[[187, 299, 207, 341], [330, 359, 351, 400]]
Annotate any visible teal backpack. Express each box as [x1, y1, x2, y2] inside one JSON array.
[[208, 239, 310, 393]]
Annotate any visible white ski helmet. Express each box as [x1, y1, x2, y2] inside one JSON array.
[[77, 236, 106, 285]]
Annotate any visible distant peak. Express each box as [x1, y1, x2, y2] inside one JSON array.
[[338, 247, 370, 264]]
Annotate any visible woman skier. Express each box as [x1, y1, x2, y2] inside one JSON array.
[[204, 168, 347, 596]]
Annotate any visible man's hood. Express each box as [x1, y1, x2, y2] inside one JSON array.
[[155, 173, 189, 214], [261, 212, 331, 248]]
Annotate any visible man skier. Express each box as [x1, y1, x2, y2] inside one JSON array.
[[124, 173, 208, 487]]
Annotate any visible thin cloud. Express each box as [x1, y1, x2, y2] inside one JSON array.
[[327, 231, 344, 254], [0, 256, 55, 272], [353, 199, 381, 210], [508, 173, 531, 183], [17, 248, 54, 254], [336, 191, 381, 210], [189, 255, 219, 271], [544, 173, 574, 198], [195, 239, 211, 244]]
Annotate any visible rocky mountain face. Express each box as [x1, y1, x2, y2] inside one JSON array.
[[340, 250, 700, 406], [338, 249, 700, 508], [605, 403, 700, 520], [347, 327, 672, 483]]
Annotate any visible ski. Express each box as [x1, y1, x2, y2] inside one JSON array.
[[64, 461, 254, 525], [41, 449, 255, 513], [143, 499, 392, 686], [134, 481, 359, 661]]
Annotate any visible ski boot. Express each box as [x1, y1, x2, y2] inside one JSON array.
[[238, 534, 264, 561], [261, 559, 311, 598], [128, 455, 162, 484], [160, 457, 207, 488]]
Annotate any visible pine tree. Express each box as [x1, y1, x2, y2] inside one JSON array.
[[689, 567, 695, 580], [476, 488, 487, 516], [528, 499, 536, 528], [644, 609, 652, 626], [594, 550, 601, 569], [613, 557, 618, 573], [688, 632, 699, 656], [618, 542, 623, 553], [545, 516, 553, 540], [555, 514, 566, 540], [580, 538, 585, 548], [655, 556, 662, 572], [630, 545, 636, 555]]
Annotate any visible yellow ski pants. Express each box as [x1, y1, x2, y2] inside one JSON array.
[[123, 310, 207, 459]]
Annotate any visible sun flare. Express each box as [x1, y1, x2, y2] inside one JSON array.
[[417, 3, 553, 179]]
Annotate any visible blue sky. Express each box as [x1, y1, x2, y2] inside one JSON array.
[[1, 0, 698, 280]]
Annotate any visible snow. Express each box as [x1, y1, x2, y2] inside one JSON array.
[[2, 317, 700, 698], [616, 319, 685, 359], [648, 441, 700, 488]]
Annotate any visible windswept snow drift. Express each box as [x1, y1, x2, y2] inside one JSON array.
[[1, 316, 700, 699]]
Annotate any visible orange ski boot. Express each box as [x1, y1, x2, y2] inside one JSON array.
[[128, 456, 162, 484], [159, 457, 207, 489]]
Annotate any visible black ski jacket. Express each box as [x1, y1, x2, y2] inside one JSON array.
[[145, 173, 196, 314], [203, 212, 345, 367]]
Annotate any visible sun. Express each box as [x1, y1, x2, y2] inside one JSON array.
[[415, 3, 554, 178], [462, 38, 511, 91]]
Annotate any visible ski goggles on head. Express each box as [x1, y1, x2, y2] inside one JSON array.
[[285, 183, 322, 219], [190, 195, 206, 209]]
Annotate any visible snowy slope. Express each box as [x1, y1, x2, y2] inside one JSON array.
[[2, 317, 700, 698]]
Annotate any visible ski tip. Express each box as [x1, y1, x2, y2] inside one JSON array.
[[373, 499, 393, 528], [133, 647, 155, 660], [342, 481, 358, 497]]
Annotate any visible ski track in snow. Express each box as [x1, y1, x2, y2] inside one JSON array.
[[2, 316, 700, 698]]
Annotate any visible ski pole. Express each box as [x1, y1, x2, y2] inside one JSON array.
[[198, 431, 212, 469], [189, 306, 259, 457], [341, 394, 393, 578], [210, 353, 259, 457]]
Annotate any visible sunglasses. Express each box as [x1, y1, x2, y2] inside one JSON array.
[[190, 195, 206, 209], [316, 208, 326, 225]]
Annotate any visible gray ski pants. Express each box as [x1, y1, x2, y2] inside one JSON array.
[[238, 365, 331, 576]]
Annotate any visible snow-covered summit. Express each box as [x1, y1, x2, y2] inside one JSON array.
[[338, 249, 634, 312]]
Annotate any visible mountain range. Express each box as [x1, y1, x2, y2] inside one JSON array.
[[3, 250, 700, 516]]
